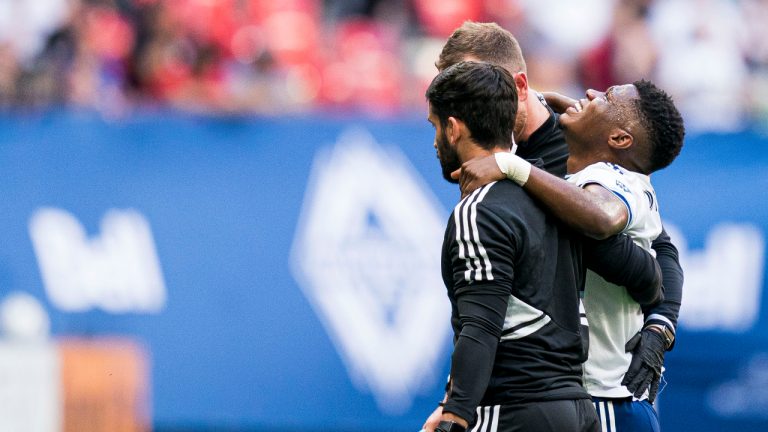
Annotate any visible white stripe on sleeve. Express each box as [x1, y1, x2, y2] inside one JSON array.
[[453, 182, 497, 282]]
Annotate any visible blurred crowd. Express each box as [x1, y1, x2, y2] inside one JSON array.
[[1, 0, 767, 131]]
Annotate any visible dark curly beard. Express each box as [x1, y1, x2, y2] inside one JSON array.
[[437, 130, 460, 184]]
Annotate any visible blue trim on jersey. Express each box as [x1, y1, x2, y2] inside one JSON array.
[[610, 189, 633, 229], [606, 162, 625, 175]]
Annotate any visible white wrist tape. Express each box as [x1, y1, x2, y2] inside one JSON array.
[[494, 152, 531, 186]]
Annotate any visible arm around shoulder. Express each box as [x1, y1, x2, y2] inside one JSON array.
[[523, 168, 629, 239], [486, 153, 629, 239]]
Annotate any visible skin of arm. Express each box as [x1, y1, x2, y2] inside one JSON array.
[[452, 160, 629, 239], [541, 91, 579, 114], [451, 159, 662, 306]]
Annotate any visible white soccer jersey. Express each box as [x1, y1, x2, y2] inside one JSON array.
[[566, 162, 663, 398]]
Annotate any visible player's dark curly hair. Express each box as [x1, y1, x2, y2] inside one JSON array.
[[426, 61, 518, 150], [633, 79, 685, 173]]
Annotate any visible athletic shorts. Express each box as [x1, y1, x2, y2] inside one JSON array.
[[468, 399, 599, 432], [592, 397, 659, 432]]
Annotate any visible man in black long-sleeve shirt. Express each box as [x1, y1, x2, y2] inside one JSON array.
[[424, 60, 661, 432]]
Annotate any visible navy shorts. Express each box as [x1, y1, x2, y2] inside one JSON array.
[[592, 397, 659, 432]]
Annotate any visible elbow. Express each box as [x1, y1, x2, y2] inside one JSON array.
[[583, 214, 626, 240], [579, 192, 628, 239]]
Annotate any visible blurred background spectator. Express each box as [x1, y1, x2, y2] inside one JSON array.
[[1, 0, 767, 131]]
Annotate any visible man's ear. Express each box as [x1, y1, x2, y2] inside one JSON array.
[[514, 72, 529, 102], [447, 116, 463, 144], [609, 128, 633, 150]]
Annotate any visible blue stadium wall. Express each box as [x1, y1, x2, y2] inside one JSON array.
[[0, 112, 766, 431]]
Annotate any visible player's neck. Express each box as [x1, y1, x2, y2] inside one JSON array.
[[459, 141, 507, 165], [567, 147, 615, 174], [616, 153, 648, 174]]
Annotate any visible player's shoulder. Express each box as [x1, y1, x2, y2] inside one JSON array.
[[582, 161, 627, 176], [460, 180, 525, 204], [567, 161, 637, 186], [453, 180, 531, 220]]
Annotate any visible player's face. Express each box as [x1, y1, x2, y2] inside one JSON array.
[[428, 105, 461, 183], [559, 84, 639, 144]]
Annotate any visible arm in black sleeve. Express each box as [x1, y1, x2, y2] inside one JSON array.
[[442, 283, 509, 424], [646, 226, 684, 348], [583, 233, 663, 307]]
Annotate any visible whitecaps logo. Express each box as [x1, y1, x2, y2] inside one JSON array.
[[667, 222, 764, 332], [29, 207, 167, 314], [291, 128, 451, 414]]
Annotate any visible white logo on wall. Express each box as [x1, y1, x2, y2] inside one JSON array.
[[667, 222, 764, 332], [29, 208, 167, 313], [291, 128, 451, 414]]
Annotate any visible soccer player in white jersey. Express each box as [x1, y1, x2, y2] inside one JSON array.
[[454, 79, 685, 432]]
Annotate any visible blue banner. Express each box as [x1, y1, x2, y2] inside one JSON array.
[[0, 113, 766, 431]]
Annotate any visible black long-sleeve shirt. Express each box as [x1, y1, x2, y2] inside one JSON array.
[[440, 181, 662, 421], [441, 181, 589, 422]]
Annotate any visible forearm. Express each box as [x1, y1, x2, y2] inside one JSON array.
[[492, 153, 626, 239], [646, 227, 683, 345], [524, 167, 627, 239], [444, 284, 508, 424], [443, 326, 498, 424]]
